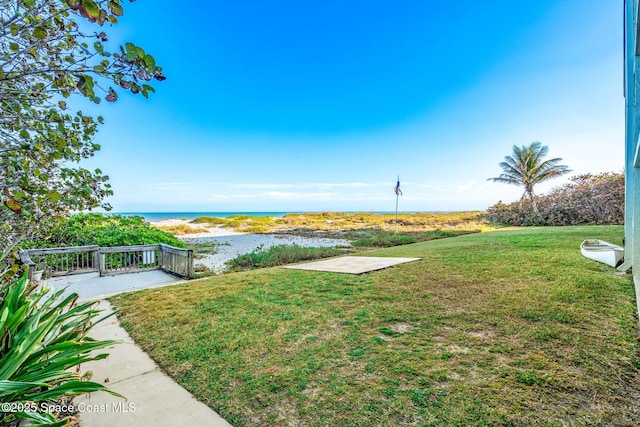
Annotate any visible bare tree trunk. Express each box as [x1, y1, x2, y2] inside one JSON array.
[[528, 189, 540, 214]]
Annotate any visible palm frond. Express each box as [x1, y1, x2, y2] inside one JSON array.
[[488, 142, 570, 203]]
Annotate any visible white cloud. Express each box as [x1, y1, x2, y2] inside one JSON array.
[[109, 178, 527, 212]]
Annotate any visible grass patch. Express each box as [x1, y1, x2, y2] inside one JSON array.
[[352, 232, 418, 247], [351, 228, 467, 247], [111, 225, 639, 426], [226, 244, 343, 271], [156, 224, 202, 235], [190, 215, 281, 233], [187, 241, 225, 255], [190, 216, 228, 225]]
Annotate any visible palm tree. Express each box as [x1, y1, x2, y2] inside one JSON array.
[[488, 142, 571, 214]]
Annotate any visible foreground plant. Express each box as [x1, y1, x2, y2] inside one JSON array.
[[0, 273, 120, 426]]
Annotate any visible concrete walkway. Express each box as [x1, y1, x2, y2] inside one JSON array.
[[47, 270, 184, 302], [74, 300, 232, 426]]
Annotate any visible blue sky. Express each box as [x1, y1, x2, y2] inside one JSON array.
[[81, 0, 623, 213]]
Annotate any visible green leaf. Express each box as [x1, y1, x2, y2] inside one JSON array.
[[98, 8, 108, 25], [125, 42, 137, 61], [3, 198, 23, 214], [108, 0, 124, 16], [142, 84, 155, 94], [33, 27, 47, 40], [143, 54, 156, 72], [81, 0, 101, 19], [0, 315, 57, 380], [94, 41, 104, 55], [76, 75, 95, 97], [125, 42, 136, 55], [29, 380, 124, 401], [9, 42, 19, 52], [0, 380, 48, 397], [13, 410, 58, 426], [47, 191, 61, 204]]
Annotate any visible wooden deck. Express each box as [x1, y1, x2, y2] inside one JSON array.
[[19, 244, 194, 282]]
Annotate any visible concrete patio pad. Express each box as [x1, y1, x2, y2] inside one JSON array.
[[46, 270, 185, 302], [283, 256, 421, 274]]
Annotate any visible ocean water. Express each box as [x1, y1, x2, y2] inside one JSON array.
[[116, 212, 291, 221], [115, 211, 440, 222]]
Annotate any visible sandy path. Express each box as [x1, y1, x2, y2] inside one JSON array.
[[151, 219, 351, 274], [184, 234, 351, 274]]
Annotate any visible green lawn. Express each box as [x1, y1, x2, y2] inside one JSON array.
[[111, 226, 639, 426]]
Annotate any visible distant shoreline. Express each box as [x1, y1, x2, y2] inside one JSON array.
[[117, 212, 290, 221], [116, 211, 455, 222]]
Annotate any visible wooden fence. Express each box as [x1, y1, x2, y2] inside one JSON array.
[[19, 244, 193, 281]]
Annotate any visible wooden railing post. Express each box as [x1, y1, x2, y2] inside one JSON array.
[[158, 244, 194, 279], [18, 250, 37, 282], [187, 249, 194, 279], [98, 249, 105, 276]]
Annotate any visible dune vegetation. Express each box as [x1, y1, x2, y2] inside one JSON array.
[[190, 211, 491, 234]]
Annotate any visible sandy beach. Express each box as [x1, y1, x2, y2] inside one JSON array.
[[149, 218, 246, 238], [150, 218, 350, 273], [184, 234, 351, 273]]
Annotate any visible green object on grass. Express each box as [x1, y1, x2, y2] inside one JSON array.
[[0, 273, 121, 426]]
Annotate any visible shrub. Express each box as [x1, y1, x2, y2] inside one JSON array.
[[225, 216, 280, 231], [420, 229, 459, 239], [353, 233, 418, 247], [156, 224, 201, 235], [188, 242, 224, 255], [352, 229, 466, 247], [487, 172, 624, 226], [0, 273, 120, 426], [486, 201, 545, 226], [226, 244, 343, 271], [542, 172, 624, 225], [191, 216, 227, 225], [239, 225, 271, 233], [26, 213, 186, 249]]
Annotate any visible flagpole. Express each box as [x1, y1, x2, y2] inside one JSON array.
[[395, 175, 399, 234]]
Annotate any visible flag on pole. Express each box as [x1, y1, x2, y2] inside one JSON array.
[[395, 179, 402, 196], [394, 176, 401, 233]]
